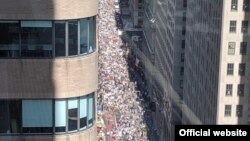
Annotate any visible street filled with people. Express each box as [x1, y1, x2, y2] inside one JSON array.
[[97, 0, 156, 141]]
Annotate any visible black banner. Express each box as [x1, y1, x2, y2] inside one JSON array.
[[175, 125, 250, 141]]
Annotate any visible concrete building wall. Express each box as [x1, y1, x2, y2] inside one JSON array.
[[172, 0, 186, 97], [141, 0, 177, 141], [182, 0, 223, 124], [0, 52, 98, 99], [217, 0, 250, 124], [0, 0, 98, 20]]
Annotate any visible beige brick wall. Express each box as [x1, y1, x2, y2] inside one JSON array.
[[0, 52, 98, 99], [0, 0, 98, 20]]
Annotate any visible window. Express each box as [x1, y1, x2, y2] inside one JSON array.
[[21, 21, 53, 57], [0, 100, 22, 134], [180, 80, 183, 89], [236, 105, 243, 117], [80, 19, 88, 54], [243, 0, 249, 11], [229, 21, 237, 33], [240, 42, 247, 55], [181, 40, 185, 49], [0, 93, 95, 135], [231, 0, 238, 11], [181, 53, 184, 62], [68, 21, 78, 56], [88, 17, 96, 53], [55, 100, 66, 133], [224, 105, 232, 117], [241, 21, 248, 33], [183, 0, 187, 8], [182, 26, 186, 35], [68, 99, 78, 131], [0, 16, 96, 59], [22, 100, 53, 133], [227, 63, 234, 75], [80, 97, 87, 129], [228, 42, 235, 55], [0, 21, 20, 58], [54, 22, 66, 57], [239, 63, 246, 76], [237, 84, 244, 96], [226, 84, 233, 96], [180, 67, 184, 76], [88, 94, 94, 126], [182, 12, 186, 23]]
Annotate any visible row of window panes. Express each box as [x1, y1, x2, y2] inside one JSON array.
[[225, 105, 243, 117], [225, 84, 245, 96], [0, 93, 95, 134], [231, 0, 249, 11], [227, 63, 246, 76], [0, 17, 96, 58], [229, 20, 249, 33], [228, 42, 247, 55]]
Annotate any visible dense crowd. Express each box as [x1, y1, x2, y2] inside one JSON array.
[[97, 0, 152, 141]]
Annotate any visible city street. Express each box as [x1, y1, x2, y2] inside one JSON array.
[[97, 0, 157, 140]]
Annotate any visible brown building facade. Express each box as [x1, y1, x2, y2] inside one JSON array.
[[0, 0, 98, 141]]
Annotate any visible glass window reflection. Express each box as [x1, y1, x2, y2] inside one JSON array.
[[21, 21, 52, 57], [0, 21, 20, 58], [88, 17, 96, 53], [80, 19, 88, 54], [68, 21, 78, 56], [55, 22, 66, 57]]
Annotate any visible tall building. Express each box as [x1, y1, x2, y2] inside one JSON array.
[[182, 0, 250, 125], [129, 0, 250, 140], [129, 0, 144, 27], [0, 0, 98, 141], [129, 0, 182, 140]]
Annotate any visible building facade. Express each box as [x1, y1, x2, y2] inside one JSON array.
[[0, 0, 98, 141], [183, 0, 250, 125], [132, 0, 181, 140], [130, 0, 250, 140]]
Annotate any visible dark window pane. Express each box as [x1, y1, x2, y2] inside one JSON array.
[[21, 21, 52, 57], [0, 100, 22, 134], [88, 17, 96, 53], [80, 117, 87, 129], [0, 21, 20, 58], [55, 127, 66, 132], [68, 99, 78, 131], [0, 100, 10, 133], [80, 19, 88, 54], [55, 22, 66, 57], [68, 21, 78, 56], [9, 100, 22, 133], [22, 127, 53, 133]]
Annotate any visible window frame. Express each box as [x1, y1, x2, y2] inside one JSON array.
[[224, 105, 232, 117], [229, 20, 237, 33], [240, 42, 247, 55], [227, 63, 234, 75], [237, 84, 245, 96], [228, 42, 236, 55], [0, 16, 96, 59], [231, 0, 238, 11], [0, 93, 95, 135], [226, 84, 233, 96]]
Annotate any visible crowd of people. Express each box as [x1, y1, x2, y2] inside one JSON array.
[[97, 0, 154, 140]]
